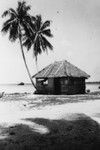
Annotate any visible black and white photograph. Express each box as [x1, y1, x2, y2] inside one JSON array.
[[0, 0, 100, 149]]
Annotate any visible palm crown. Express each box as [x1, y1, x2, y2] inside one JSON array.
[[24, 15, 53, 61], [1, 1, 33, 41]]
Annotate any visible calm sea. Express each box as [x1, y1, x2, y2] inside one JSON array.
[[0, 84, 35, 94], [0, 83, 100, 94], [86, 83, 100, 92]]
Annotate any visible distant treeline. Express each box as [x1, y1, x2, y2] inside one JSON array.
[[86, 81, 100, 84]]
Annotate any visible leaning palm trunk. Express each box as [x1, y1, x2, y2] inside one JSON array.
[[1, 1, 39, 91], [19, 27, 37, 90]]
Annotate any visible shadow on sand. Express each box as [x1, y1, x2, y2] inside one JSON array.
[[0, 114, 100, 150]]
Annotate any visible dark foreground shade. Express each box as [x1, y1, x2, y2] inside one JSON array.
[[0, 114, 100, 150]]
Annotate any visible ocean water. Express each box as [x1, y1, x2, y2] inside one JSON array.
[[0, 84, 35, 94], [0, 83, 99, 94], [86, 83, 100, 92]]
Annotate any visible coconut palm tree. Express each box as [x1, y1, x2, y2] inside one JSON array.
[[1, 1, 36, 89], [23, 15, 53, 64]]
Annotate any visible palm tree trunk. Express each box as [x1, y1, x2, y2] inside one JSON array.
[[19, 27, 37, 90]]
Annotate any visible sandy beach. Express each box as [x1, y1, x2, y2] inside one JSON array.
[[0, 93, 100, 149]]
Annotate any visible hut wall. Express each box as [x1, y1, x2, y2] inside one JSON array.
[[68, 78, 85, 94], [48, 78, 54, 94], [36, 77, 86, 95], [60, 78, 69, 94], [36, 78, 54, 94], [36, 78, 44, 93], [60, 77, 85, 94]]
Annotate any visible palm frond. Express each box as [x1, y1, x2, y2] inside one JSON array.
[[23, 38, 32, 50], [23, 22, 31, 36], [9, 8, 17, 16], [35, 15, 42, 31], [39, 36, 46, 51], [17, 1, 30, 15], [1, 18, 15, 33], [33, 36, 42, 60], [2, 8, 17, 18], [23, 14, 53, 58], [41, 35, 53, 50], [31, 16, 36, 21], [22, 1, 31, 13], [1, 23, 11, 33], [23, 28, 35, 50], [41, 20, 51, 30], [23, 20, 36, 43], [17, 1, 22, 13], [25, 15, 36, 34], [9, 22, 18, 42], [24, 15, 34, 26], [42, 29, 53, 37], [2, 10, 10, 18]]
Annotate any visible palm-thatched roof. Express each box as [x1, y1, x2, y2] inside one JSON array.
[[32, 60, 90, 79]]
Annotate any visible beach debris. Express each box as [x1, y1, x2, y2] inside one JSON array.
[[18, 82, 25, 85], [86, 89, 90, 93]]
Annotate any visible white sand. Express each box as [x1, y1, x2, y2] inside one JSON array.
[[0, 98, 100, 138], [0, 99, 100, 123]]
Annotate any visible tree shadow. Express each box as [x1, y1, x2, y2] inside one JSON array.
[[0, 113, 100, 150]]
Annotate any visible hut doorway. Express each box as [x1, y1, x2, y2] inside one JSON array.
[[54, 78, 61, 94]]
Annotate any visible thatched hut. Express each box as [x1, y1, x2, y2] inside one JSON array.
[[33, 60, 90, 95]]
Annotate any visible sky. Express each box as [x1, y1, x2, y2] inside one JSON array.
[[0, 0, 100, 83]]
